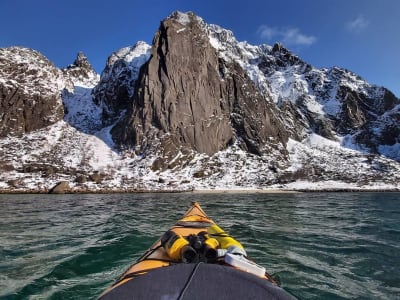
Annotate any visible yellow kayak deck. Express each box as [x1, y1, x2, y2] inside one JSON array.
[[117, 202, 217, 286]]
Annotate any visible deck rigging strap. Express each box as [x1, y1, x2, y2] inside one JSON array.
[[136, 244, 163, 261]]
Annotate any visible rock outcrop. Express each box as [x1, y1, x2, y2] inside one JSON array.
[[110, 12, 289, 169], [0, 47, 64, 137], [62, 51, 98, 86]]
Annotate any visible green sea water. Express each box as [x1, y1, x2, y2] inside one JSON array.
[[0, 192, 399, 299]]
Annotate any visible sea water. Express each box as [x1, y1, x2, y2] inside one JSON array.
[[0, 192, 399, 299]]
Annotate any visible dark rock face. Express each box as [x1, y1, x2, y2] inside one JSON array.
[[0, 47, 64, 137], [353, 93, 400, 151], [111, 12, 288, 165], [334, 86, 400, 151], [258, 43, 312, 76], [336, 86, 369, 133]]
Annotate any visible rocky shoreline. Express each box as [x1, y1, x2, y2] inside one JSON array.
[[1, 187, 399, 194]]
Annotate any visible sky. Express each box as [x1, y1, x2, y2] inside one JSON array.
[[1, 0, 399, 97]]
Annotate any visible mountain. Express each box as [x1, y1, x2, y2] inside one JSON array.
[[1, 11, 399, 193]]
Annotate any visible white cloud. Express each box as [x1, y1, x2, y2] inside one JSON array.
[[257, 26, 278, 40], [346, 15, 369, 33], [257, 25, 316, 46]]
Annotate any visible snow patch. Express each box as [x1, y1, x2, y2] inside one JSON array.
[[170, 11, 197, 26], [107, 41, 151, 67]]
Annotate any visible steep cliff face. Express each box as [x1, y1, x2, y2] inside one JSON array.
[[111, 12, 288, 168], [0, 47, 65, 137]]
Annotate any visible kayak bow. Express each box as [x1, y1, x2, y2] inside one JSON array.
[[98, 202, 296, 299]]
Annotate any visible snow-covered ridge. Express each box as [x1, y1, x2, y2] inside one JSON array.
[[91, 41, 151, 125], [201, 17, 388, 118], [0, 47, 66, 95], [96, 41, 151, 99], [106, 41, 151, 67]]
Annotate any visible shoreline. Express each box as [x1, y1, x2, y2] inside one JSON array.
[[0, 187, 399, 194], [187, 189, 301, 194]]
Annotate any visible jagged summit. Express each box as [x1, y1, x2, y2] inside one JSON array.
[[72, 51, 92, 69], [105, 41, 150, 67], [0, 12, 399, 193], [63, 51, 98, 87]]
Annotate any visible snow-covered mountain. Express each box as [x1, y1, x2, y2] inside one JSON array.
[[1, 11, 399, 193]]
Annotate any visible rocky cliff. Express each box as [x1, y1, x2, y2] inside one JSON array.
[[108, 12, 288, 171], [96, 11, 400, 164]]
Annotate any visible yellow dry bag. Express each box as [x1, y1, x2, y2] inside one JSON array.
[[161, 230, 197, 263], [207, 224, 245, 251]]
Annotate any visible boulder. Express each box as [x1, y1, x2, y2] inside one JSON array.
[[49, 181, 70, 194]]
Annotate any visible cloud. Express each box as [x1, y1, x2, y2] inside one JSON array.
[[257, 25, 316, 46], [346, 15, 369, 33]]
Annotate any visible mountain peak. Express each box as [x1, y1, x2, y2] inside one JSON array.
[[106, 41, 150, 67], [63, 51, 98, 86], [65, 51, 95, 73], [110, 11, 289, 167], [72, 51, 92, 69], [272, 42, 287, 53]]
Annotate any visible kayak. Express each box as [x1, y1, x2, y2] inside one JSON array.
[[98, 202, 296, 299]]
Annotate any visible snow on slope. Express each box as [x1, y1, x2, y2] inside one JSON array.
[[277, 136, 400, 191], [63, 85, 102, 133]]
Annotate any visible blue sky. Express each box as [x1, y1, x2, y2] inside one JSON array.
[[1, 0, 399, 96]]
